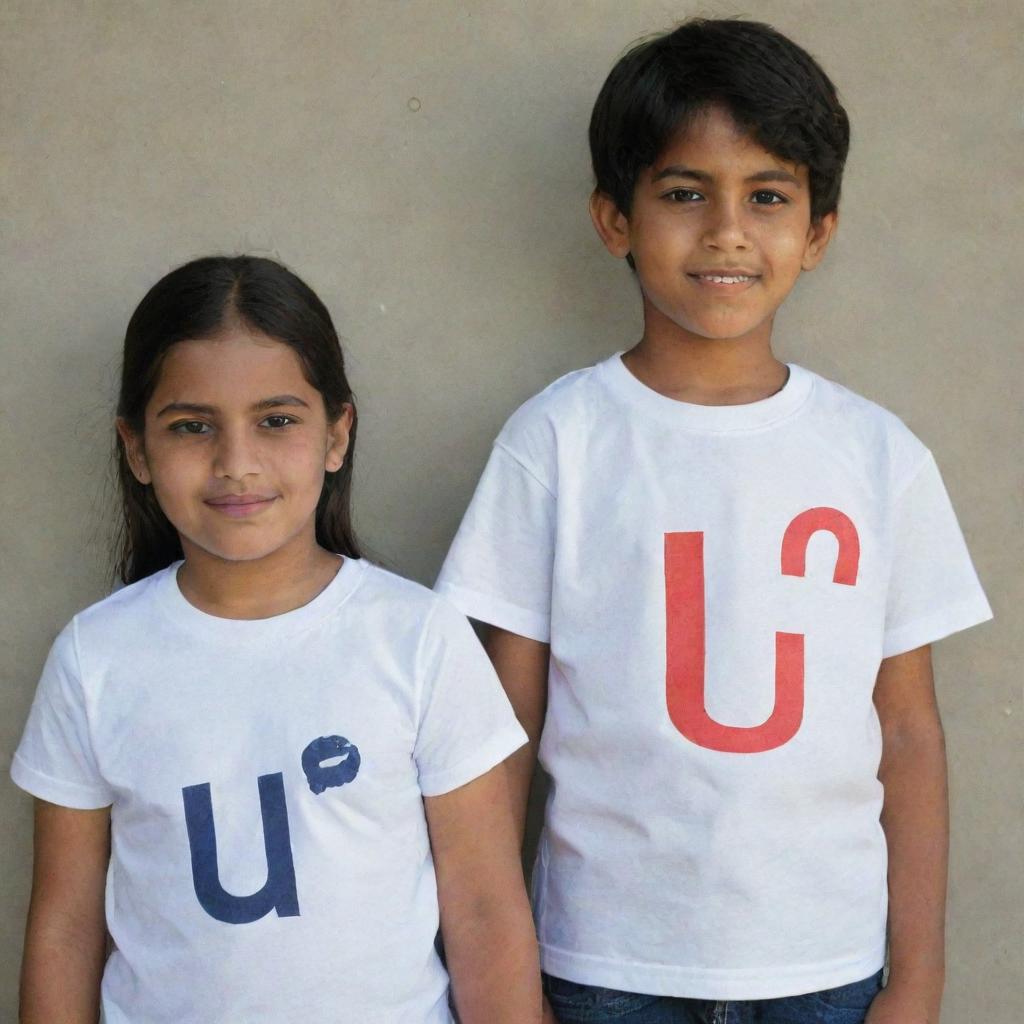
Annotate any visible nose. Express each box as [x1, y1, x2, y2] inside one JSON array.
[[212, 426, 262, 481], [701, 198, 752, 252]]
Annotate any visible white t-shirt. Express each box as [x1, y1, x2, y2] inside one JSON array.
[[436, 354, 992, 1000], [12, 557, 526, 1024]]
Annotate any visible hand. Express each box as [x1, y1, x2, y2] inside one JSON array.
[[865, 985, 940, 1024]]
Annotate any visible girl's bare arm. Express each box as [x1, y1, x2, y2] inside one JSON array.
[[21, 800, 110, 1024], [483, 627, 550, 844], [425, 761, 542, 1024]]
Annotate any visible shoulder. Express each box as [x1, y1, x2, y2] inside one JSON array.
[[502, 362, 602, 427], [69, 566, 175, 650], [352, 561, 470, 641], [31, 568, 174, 692], [494, 359, 609, 473], [353, 564, 487, 687], [803, 369, 932, 489]]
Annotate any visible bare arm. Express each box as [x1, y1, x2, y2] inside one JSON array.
[[21, 800, 110, 1024], [425, 762, 542, 1024], [482, 627, 550, 845], [867, 645, 947, 1024], [481, 627, 560, 1022]]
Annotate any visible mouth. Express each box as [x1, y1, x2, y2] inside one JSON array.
[[204, 494, 278, 518], [687, 271, 760, 287]]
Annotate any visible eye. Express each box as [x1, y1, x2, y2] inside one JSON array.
[[260, 414, 297, 429], [750, 190, 787, 205], [664, 188, 704, 203], [170, 420, 211, 435]]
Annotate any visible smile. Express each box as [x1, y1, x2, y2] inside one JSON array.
[[688, 273, 759, 285], [204, 494, 278, 518]]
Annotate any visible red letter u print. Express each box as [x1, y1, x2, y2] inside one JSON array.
[[665, 508, 860, 754]]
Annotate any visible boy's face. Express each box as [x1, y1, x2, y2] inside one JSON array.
[[591, 106, 835, 348]]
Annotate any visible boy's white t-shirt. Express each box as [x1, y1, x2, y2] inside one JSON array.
[[436, 354, 992, 1000], [12, 557, 526, 1024]]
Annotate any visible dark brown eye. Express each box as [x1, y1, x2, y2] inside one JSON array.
[[171, 421, 210, 435], [666, 188, 703, 203]]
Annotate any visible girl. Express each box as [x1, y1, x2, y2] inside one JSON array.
[[13, 256, 542, 1023]]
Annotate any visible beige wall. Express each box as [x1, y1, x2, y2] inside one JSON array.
[[2, 1, 1020, 1019]]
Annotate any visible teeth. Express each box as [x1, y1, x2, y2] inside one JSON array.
[[700, 274, 752, 283]]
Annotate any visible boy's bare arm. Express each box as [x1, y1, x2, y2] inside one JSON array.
[[483, 626, 550, 844], [21, 800, 110, 1024], [869, 645, 947, 1024]]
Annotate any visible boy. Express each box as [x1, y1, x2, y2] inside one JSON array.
[[437, 18, 991, 1024]]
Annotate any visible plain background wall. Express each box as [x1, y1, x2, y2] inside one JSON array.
[[1, 0, 1020, 1018]]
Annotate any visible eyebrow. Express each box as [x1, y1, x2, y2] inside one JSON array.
[[651, 166, 802, 186], [155, 395, 311, 417]]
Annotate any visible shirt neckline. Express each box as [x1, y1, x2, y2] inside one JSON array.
[[598, 351, 814, 433], [154, 555, 367, 638]]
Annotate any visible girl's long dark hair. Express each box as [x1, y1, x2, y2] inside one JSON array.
[[115, 255, 360, 584]]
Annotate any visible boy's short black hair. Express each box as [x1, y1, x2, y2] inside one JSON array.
[[589, 19, 850, 221]]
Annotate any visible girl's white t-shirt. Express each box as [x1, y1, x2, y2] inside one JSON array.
[[12, 557, 527, 1023], [436, 354, 992, 1000]]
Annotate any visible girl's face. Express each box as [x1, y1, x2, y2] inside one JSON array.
[[119, 328, 351, 569]]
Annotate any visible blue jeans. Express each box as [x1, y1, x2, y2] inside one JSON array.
[[543, 970, 884, 1024]]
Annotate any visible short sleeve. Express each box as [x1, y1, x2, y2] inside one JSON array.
[[413, 598, 527, 797], [883, 452, 993, 657], [10, 623, 114, 809], [435, 443, 555, 642]]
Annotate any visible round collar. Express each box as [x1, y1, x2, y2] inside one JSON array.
[[155, 555, 366, 639], [598, 352, 814, 433]]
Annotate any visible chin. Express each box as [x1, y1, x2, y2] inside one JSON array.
[[684, 315, 771, 342], [186, 536, 289, 565], [652, 303, 765, 343], [676, 324, 760, 343]]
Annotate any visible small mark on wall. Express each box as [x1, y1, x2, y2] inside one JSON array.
[[407, 97, 422, 112]]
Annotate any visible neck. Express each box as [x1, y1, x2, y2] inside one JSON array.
[[624, 302, 788, 405], [176, 531, 342, 620]]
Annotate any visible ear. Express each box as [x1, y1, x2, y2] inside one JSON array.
[[116, 418, 152, 485], [589, 190, 632, 260], [801, 210, 838, 271], [324, 403, 354, 473]]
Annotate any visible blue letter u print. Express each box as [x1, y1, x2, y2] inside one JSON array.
[[182, 772, 300, 924]]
